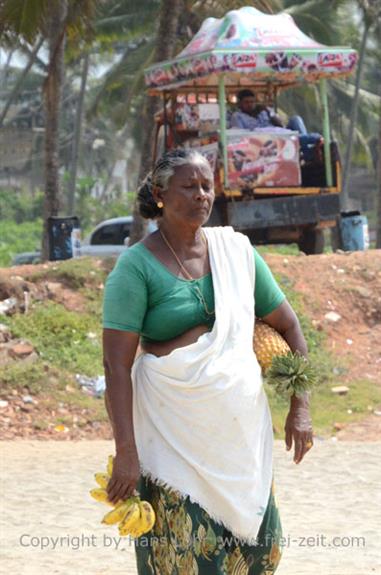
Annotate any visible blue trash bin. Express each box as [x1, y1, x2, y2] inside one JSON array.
[[340, 211, 369, 251]]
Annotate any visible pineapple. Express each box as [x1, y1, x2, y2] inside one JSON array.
[[253, 319, 317, 398], [253, 320, 290, 373]]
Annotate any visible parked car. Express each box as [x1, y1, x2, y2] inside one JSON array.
[[11, 217, 157, 265]]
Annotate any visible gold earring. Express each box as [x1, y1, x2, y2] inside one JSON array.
[[157, 201, 164, 209]]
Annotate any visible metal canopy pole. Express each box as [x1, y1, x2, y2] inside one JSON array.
[[319, 78, 333, 187], [163, 91, 168, 153], [218, 75, 229, 188]]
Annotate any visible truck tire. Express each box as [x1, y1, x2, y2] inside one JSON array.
[[298, 228, 325, 255]]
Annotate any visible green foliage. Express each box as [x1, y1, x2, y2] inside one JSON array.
[[4, 300, 103, 375], [256, 244, 300, 256], [0, 220, 42, 267], [269, 376, 381, 438], [25, 256, 109, 291], [0, 189, 44, 222], [0, 179, 133, 266], [0, 359, 109, 426], [266, 352, 318, 398], [76, 193, 133, 235], [0, 0, 50, 45], [262, 266, 381, 437], [0, 0, 97, 46], [0, 361, 67, 395]]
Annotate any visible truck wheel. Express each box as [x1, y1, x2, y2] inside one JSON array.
[[298, 228, 325, 255]]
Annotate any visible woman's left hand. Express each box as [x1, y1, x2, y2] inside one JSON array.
[[284, 403, 313, 464]]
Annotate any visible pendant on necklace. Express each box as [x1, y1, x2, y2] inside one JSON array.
[[192, 283, 215, 317]]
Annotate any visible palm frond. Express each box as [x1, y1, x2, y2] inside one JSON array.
[[0, 0, 50, 44], [87, 39, 154, 119]]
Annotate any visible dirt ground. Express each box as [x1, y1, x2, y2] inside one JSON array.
[[1, 439, 380, 575], [265, 250, 381, 442], [1, 252, 380, 574], [0, 250, 380, 442], [265, 250, 381, 387]]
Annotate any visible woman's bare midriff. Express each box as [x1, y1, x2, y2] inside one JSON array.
[[140, 324, 210, 358]]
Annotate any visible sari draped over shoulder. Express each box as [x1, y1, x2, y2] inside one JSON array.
[[131, 226, 273, 543]]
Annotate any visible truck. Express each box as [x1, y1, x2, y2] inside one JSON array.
[[144, 7, 358, 254]]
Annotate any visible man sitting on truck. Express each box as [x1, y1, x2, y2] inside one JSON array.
[[230, 88, 307, 134]]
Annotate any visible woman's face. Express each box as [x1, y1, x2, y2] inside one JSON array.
[[159, 160, 215, 227]]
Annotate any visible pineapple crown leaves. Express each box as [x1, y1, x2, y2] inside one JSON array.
[[265, 351, 317, 399]]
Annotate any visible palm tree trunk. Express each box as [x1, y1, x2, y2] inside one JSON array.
[[342, 20, 370, 208], [129, 0, 182, 245], [376, 89, 381, 248], [67, 52, 90, 215], [0, 38, 44, 127], [2, 49, 14, 87], [41, 2, 68, 261]]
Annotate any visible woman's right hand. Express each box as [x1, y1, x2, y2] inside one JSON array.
[[106, 447, 140, 505]]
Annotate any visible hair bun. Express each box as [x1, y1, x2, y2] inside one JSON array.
[[137, 174, 162, 219]]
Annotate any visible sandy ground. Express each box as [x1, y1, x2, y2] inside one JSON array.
[[1, 440, 380, 575]]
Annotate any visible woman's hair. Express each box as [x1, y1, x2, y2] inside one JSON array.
[[137, 148, 212, 219]]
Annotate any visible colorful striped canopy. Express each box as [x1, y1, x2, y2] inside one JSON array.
[[145, 7, 357, 93]]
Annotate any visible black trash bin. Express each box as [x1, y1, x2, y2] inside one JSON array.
[[47, 216, 80, 261]]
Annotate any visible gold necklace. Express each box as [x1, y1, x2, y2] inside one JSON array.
[[159, 227, 215, 316]]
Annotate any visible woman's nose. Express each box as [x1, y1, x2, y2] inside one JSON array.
[[195, 184, 207, 198]]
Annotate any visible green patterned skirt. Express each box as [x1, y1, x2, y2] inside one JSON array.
[[134, 475, 282, 575]]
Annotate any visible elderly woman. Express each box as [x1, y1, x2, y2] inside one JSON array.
[[102, 149, 313, 575]]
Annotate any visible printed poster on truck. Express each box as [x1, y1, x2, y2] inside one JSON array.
[[227, 133, 301, 189]]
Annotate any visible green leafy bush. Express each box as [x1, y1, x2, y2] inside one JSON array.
[[0, 190, 44, 222], [4, 301, 103, 376], [0, 220, 42, 267]]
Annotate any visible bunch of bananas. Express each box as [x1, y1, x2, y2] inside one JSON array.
[[89, 454, 156, 538]]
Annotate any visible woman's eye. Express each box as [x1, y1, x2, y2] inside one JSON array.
[[183, 182, 213, 191]]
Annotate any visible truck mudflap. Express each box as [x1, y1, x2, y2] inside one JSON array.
[[210, 193, 340, 231]]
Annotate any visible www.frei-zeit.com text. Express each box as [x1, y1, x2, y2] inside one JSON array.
[[18, 533, 367, 551]]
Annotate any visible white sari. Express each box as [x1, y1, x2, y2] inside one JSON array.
[[131, 226, 273, 542]]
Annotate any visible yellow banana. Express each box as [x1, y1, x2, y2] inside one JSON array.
[[106, 455, 113, 476], [94, 472, 110, 489], [101, 499, 134, 525], [118, 502, 142, 536], [89, 488, 114, 506], [128, 524, 146, 538], [138, 501, 156, 533]]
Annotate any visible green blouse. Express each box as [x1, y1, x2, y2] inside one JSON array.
[[102, 241, 285, 343]]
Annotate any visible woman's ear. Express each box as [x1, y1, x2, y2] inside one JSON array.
[[152, 185, 164, 204]]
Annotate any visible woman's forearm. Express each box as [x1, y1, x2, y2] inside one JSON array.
[[270, 307, 310, 409], [104, 362, 137, 454], [283, 323, 310, 409], [282, 320, 308, 358]]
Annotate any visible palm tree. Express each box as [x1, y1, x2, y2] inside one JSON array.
[[342, 0, 381, 208], [0, 37, 44, 127], [377, 96, 381, 248], [0, 0, 97, 260], [67, 51, 90, 215], [129, 0, 183, 245]]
